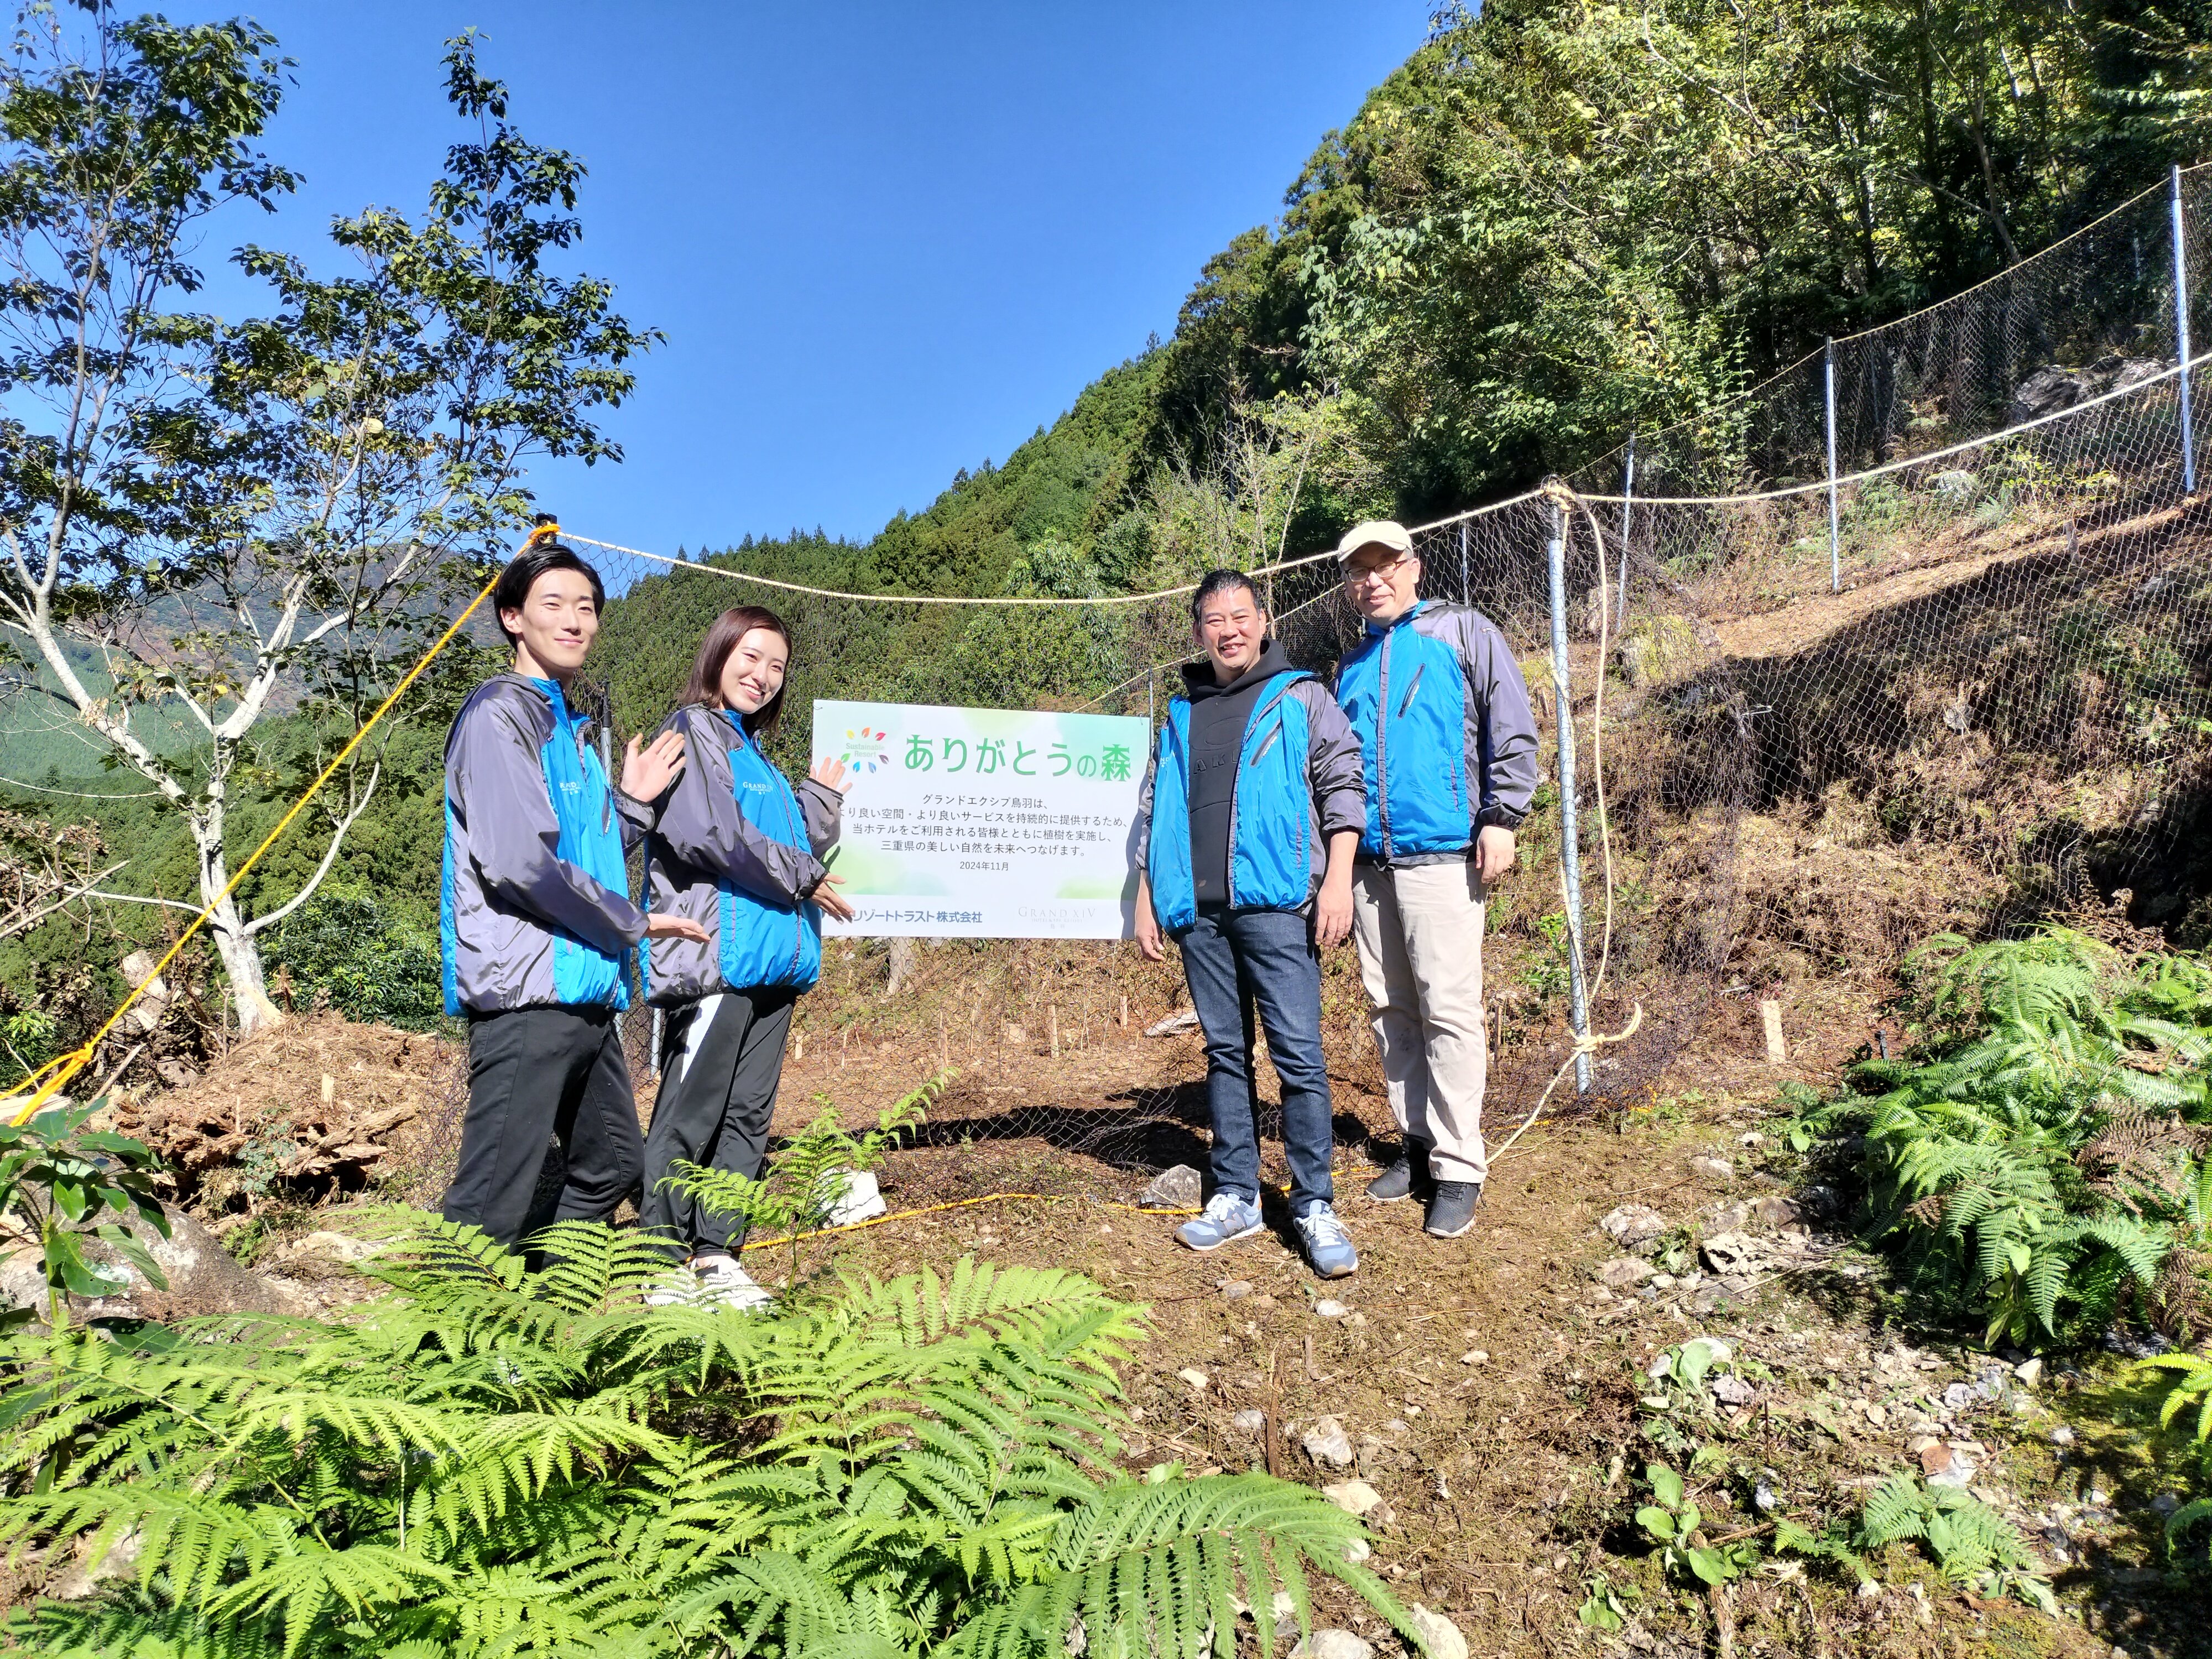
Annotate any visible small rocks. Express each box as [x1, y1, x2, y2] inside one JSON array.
[[1597, 1256, 1655, 1288], [1460, 1349, 1490, 1366], [1942, 1382, 1976, 1413], [1221, 1280, 1253, 1301], [1290, 1631, 1372, 1659], [1864, 1401, 1888, 1427], [2013, 1358, 2043, 1387], [1599, 1204, 1667, 1249], [1302, 1416, 1354, 1469], [1231, 1409, 1266, 1436], [1314, 1299, 1349, 1319], [2051, 1425, 2075, 1447], [1406, 1606, 1469, 1659], [1699, 1230, 1757, 1275], [1924, 1444, 1976, 1489], [1689, 1155, 1736, 1183], [1177, 1368, 1209, 1392], [1140, 1165, 1203, 1210], [1711, 1374, 1757, 1407], [1357, 1436, 1412, 1472], [1322, 1478, 1383, 1516], [1342, 1537, 1371, 1564], [1738, 1131, 1765, 1147], [1750, 1195, 1802, 1230]]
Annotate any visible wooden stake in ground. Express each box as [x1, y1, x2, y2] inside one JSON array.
[[1119, 994, 1129, 1031], [1760, 999, 1786, 1065], [1049, 1005, 1060, 1060]]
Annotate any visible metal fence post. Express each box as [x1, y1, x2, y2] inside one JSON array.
[[2174, 164, 2197, 495], [1544, 492, 1592, 1093], [1459, 520, 1470, 604], [1614, 431, 1637, 629], [1823, 336, 1842, 593]]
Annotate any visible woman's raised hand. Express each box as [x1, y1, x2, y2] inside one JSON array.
[[810, 754, 848, 792], [812, 871, 857, 922], [620, 730, 689, 800]]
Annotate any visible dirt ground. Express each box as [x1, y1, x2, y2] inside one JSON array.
[[149, 974, 2204, 1659]]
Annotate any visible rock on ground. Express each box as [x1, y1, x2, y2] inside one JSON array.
[[1407, 1606, 1469, 1659], [1597, 1256, 1655, 1288], [1599, 1204, 1667, 1249], [2, 1206, 317, 1323], [1140, 1164, 1203, 1209], [1322, 1478, 1383, 1516], [1301, 1416, 1354, 1469], [1291, 1631, 1373, 1659]]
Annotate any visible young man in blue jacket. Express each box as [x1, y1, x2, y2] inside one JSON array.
[[1134, 571, 1369, 1277], [1334, 520, 1540, 1240], [440, 532, 708, 1250]]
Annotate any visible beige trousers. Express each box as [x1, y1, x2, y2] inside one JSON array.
[[1350, 860, 1488, 1185]]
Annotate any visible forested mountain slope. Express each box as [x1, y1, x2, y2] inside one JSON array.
[[8, 0, 2208, 1037]]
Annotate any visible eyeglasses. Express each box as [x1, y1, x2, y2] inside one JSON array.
[[1343, 559, 1412, 586]]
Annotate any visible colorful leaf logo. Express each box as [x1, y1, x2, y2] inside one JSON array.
[[841, 726, 890, 773]]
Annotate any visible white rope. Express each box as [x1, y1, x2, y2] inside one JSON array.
[[565, 535, 1342, 607], [1490, 1004, 1645, 1166], [567, 488, 1550, 611]]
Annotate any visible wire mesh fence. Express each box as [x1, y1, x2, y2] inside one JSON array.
[[509, 185, 2212, 1211]]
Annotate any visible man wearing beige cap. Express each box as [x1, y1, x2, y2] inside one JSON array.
[[1332, 520, 1539, 1238]]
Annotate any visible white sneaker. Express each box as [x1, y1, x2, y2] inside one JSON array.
[[690, 1251, 775, 1311]]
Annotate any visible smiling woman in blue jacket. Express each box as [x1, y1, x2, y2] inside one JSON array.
[[638, 605, 853, 1308], [1134, 571, 1368, 1279]]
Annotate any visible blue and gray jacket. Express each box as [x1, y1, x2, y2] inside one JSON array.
[[1135, 658, 1367, 935], [441, 674, 654, 1017], [1333, 599, 1541, 865], [644, 704, 842, 1003]]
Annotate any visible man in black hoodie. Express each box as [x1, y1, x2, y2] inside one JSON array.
[[1133, 571, 1368, 1277]]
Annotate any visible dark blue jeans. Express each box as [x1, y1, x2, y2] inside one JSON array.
[[1176, 904, 1335, 1215]]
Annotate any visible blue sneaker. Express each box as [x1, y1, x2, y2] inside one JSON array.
[[1176, 1191, 1265, 1251], [1296, 1202, 1358, 1279]]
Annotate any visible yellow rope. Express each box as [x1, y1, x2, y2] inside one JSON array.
[[7, 542, 530, 1125]]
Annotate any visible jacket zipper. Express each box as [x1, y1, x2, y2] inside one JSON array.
[[1397, 662, 1425, 718], [1224, 680, 1297, 909], [1375, 630, 1394, 860]]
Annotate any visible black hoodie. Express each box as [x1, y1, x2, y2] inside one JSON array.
[[1180, 639, 1296, 906]]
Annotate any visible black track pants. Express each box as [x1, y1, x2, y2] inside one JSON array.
[[640, 987, 799, 1255], [442, 1004, 644, 1250]]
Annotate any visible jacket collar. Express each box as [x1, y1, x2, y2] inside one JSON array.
[[1363, 599, 1428, 638]]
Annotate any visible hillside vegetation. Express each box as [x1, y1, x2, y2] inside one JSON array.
[[7, 0, 2210, 1058]]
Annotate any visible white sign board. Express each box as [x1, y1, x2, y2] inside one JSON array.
[[811, 699, 1149, 938]]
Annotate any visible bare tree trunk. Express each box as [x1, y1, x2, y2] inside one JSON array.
[[191, 806, 283, 1036]]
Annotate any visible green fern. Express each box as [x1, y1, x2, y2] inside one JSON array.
[[2135, 1350, 2212, 1446], [1850, 926, 2212, 1344], [1851, 1473, 2054, 1611], [0, 1214, 1412, 1659]]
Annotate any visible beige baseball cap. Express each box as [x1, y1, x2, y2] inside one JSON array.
[[1335, 519, 1415, 562]]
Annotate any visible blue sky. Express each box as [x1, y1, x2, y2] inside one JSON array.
[[189, 3, 1433, 559]]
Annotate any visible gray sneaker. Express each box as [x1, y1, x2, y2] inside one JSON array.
[[1296, 1202, 1358, 1278], [1424, 1181, 1484, 1239], [1176, 1191, 1265, 1251]]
